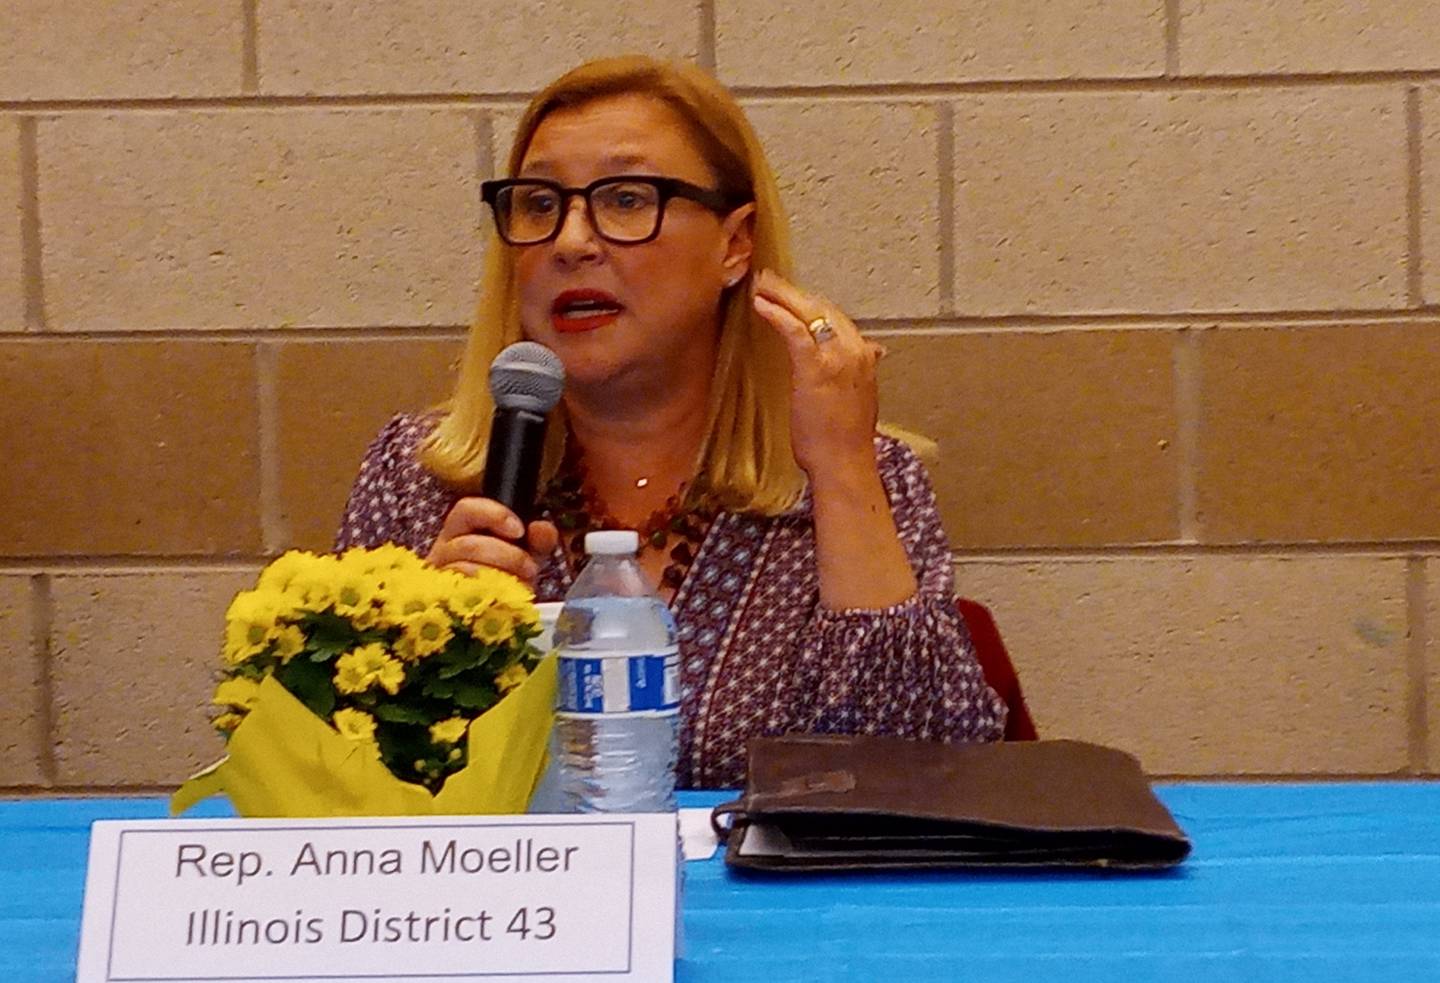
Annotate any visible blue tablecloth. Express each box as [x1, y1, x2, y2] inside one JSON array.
[[4, 783, 1439, 982]]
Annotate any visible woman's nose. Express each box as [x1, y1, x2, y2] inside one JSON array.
[[551, 196, 601, 261]]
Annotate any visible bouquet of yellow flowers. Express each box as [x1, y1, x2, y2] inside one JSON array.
[[172, 545, 557, 818]]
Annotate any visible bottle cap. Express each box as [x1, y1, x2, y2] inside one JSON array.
[[584, 530, 640, 555]]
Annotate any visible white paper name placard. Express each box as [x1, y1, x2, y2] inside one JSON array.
[[76, 813, 677, 983]]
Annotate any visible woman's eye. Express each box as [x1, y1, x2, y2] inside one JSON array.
[[517, 190, 558, 215], [600, 184, 656, 211]]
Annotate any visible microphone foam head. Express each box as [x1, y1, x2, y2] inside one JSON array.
[[488, 341, 565, 413]]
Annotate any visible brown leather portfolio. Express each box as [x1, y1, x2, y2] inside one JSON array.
[[711, 734, 1191, 872]]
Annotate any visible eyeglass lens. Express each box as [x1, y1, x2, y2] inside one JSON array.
[[497, 180, 663, 244]]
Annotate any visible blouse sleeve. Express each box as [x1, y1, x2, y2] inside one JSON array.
[[334, 414, 454, 555], [788, 438, 1007, 744]]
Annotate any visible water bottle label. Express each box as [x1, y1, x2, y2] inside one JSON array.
[[557, 647, 680, 715]]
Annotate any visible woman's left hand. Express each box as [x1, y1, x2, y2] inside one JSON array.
[[751, 269, 885, 477]]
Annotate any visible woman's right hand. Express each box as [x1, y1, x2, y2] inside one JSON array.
[[425, 497, 559, 585]]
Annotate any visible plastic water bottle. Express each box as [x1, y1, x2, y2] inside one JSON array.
[[553, 530, 680, 813], [552, 530, 684, 956]]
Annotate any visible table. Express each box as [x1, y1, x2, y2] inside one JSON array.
[[4, 784, 1439, 982]]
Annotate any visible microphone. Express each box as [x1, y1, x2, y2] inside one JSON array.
[[480, 341, 566, 525]]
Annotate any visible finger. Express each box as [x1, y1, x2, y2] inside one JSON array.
[[753, 269, 824, 321], [753, 293, 822, 361], [526, 520, 560, 557], [433, 533, 539, 582], [754, 269, 862, 346], [438, 559, 539, 585], [437, 497, 525, 544]]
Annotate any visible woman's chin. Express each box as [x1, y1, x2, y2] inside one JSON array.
[[549, 345, 636, 391]]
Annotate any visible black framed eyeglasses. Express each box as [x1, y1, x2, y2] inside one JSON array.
[[480, 175, 744, 245]]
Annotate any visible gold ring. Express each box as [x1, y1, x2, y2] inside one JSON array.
[[806, 316, 837, 344]]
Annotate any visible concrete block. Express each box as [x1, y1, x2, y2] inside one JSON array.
[[0, 0, 242, 100], [1180, 0, 1440, 75], [747, 100, 941, 318], [953, 88, 1409, 314], [39, 109, 483, 331], [1424, 85, 1440, 306], [260, 0, 699, 95], [1, 119, 22, 331], [958, 554, 1410, 775], [878, 329, 1179, 547], [1195, 322, 1440, 543], [50, 569, 257, 786], [274, 339, 462, 551], [0, 340, 261, 555], [718, 0, 1164, 85], [0, 576, 44, 785]]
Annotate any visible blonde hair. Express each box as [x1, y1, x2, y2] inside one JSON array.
[[420, 55, 805, 514]]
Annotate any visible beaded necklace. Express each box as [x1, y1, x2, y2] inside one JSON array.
[[538, 451, 715, 592]]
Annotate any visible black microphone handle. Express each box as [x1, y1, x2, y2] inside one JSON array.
[[480, 407, 549, 525]]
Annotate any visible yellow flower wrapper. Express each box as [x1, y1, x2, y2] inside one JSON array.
[[172, 654, 557, 818]]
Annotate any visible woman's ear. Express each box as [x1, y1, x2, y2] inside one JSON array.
[[720, 203, 756, 287]]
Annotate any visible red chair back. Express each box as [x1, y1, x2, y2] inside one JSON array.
[[956, 598, 1038, 741]]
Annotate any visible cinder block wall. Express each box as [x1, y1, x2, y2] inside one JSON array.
[[3, 2, 1438, 789]]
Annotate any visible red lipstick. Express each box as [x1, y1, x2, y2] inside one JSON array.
[[551, 289, 623, 334]]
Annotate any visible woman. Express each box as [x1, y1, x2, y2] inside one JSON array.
[[338, 55, 1006, 788]]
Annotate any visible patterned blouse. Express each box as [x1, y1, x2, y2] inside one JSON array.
[[337, 414, 1007, 789]]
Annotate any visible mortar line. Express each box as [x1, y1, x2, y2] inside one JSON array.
[[1173, 328, 1202, 542], [861, 310, 1440, 333], [1407, 557, 1431, 773], [735, 72, 1440, 97], [18, 117, 46, 331], [7, 71, 1440, 113], [1407, 86, 1425, 307], [936, 103, 956, 314], [30, 574, 57, 786], [697, 0, 717, 73], [0, 326, 471, 343], [256, 342, 285, 554], [0, 558, 275, 573], [1164, 0, 1181, 77], [240, 0, 260, 94], [10, 307, 1440, 344]]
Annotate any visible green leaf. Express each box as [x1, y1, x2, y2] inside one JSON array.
[[298, 610, 361, 662], [373, 703, 435, 725], [276, 658, 336, 718], [451, 678, 498, 711], [423, 676, 457, 700], [435, 653, 479, 680]]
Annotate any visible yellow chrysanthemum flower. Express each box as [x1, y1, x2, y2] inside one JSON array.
[[429, 717, 470, 745], [342, 543, 424, 579], [256, 550, 320, 594], [212, 676, 262, 711], [222, 590, 284, 664], [332, 707, 378, 743], [400, 608, 454, 660], [496, 661, 530, 694], [334, 644, 406, 695], [272, 624, 306, 662], [332, 571, 382, 627], [471, 608, 517, 645], [284, 554, 343, 612], [446, 582, 494, 621], [445, 568, 537, 641], [379, 574, 439, 631]]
